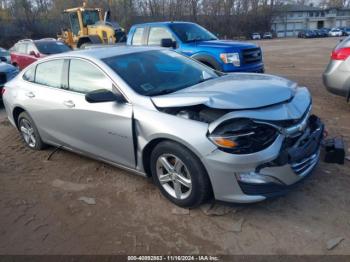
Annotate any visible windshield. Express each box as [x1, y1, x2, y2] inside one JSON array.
[[169, 23, 217, 43], [35, 41, 71, 55], [103, 50, 219, 96], [82, 10, 100, 26]]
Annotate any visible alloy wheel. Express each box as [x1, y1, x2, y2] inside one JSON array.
[[20, 119, 36, 148], [156, 154, 192, 200]]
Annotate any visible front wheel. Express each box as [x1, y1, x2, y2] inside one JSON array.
[[150, 141, 212, 208]]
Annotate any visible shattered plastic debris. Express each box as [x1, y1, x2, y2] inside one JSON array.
[[78, 197, 96, 205], [200, 203, 235, 216], [171, 207, 190, 215], [327, 237, 344, 250], [230, 218, 245, 233]]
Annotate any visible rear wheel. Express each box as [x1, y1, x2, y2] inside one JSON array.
[[150, 141, 212, 208], [18, 112, 46, 150]]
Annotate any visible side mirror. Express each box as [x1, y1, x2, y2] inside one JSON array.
[[0, 56, 6, 62], [161, 38, 176, 48], [29, 51, 38, 57], [85, 89, 124, 103]]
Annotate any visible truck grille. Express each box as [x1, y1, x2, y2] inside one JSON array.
[[0, 73, 6, 86], [242, 48, 262, 64]]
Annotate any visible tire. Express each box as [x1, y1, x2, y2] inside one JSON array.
[[150, 141, 212, 208], [18, 112, 46, 150]]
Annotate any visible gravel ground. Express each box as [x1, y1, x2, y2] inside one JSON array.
[[0, 37, 350, 255]]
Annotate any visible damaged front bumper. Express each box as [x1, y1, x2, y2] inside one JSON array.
[[202, 115, 324, 203]]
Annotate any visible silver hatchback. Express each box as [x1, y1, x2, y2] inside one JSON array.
[[323, 36, 350, 100], [2, 47, 324, 207]]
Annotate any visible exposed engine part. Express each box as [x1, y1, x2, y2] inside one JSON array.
[[160, 105, 229, 123]]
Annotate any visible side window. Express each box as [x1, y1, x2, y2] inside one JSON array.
[[17, 43, 27, 54], [23, 65, 36, 82], [69, 59, 111, 94], [132, 27, 144, 46], [35, 60, 65, 88], [148, 27, 174, 46], [27, 43, 36, 55]]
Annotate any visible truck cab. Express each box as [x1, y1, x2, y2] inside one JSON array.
[[127, 21, 264, 73]]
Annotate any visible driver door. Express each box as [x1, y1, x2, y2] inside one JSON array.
[[61, 58, 135, 168]]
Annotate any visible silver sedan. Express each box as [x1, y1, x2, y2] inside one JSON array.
[[2, 46, 324, 207]]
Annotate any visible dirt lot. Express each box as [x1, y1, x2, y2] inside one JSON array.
[[0, 37, 350, 255]]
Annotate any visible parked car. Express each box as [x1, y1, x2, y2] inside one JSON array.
[[0, 47, 11, 63], [251, 32, 261, 40], [262, 32, 273, 39], [0, 62, 19, 99], [323, 36, 350, 100], [329, 28, 343, 37], [313, 30, 322, 38], [298, 30, 317, 38], [127, 22, 264, 73], [10, 38, 71, 70], [3, 47, 324, 207], [313, 29, 328, 38], [342, 28, 350, 36], [320, 28, 330, 37]]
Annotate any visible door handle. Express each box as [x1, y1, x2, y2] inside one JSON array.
[[63, 100, 75, 108], [25, 92, 35, 98]]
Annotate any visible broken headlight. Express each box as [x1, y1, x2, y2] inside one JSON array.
[[208, 119, 278, 154]]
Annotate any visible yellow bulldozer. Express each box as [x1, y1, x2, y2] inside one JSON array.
[[58, 2, 126, 49]]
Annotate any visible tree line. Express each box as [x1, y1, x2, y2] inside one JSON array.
[[0, 0, 348, 47]]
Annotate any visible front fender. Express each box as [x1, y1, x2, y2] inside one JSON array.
[[191, 52, 222, 71]]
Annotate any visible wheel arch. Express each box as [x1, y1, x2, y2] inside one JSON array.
[[191, 53, 222, 71], [12, 106, 26, 129], [141, 136, 210, 179]]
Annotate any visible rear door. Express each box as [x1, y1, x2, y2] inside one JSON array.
[[60, 58, 135, 168], [19, 59, 72, 145]]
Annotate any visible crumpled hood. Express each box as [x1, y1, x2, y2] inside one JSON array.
[[152, 74, 298, 110], [195, 40, 258, 50]]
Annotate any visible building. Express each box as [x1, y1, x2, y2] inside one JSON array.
[[272, 5, 350, 37]]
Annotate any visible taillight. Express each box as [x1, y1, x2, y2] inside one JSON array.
[[331, 47, 350, 61], [1, 87, 5, 95]]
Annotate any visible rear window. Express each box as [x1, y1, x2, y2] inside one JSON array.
[[23, 66, 36, 82], [35, 41, 71, 55], [132, 27, 144, 46]]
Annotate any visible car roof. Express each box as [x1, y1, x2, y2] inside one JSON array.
[[132, 21, 195, 27], [51, 46, 164, 60]]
